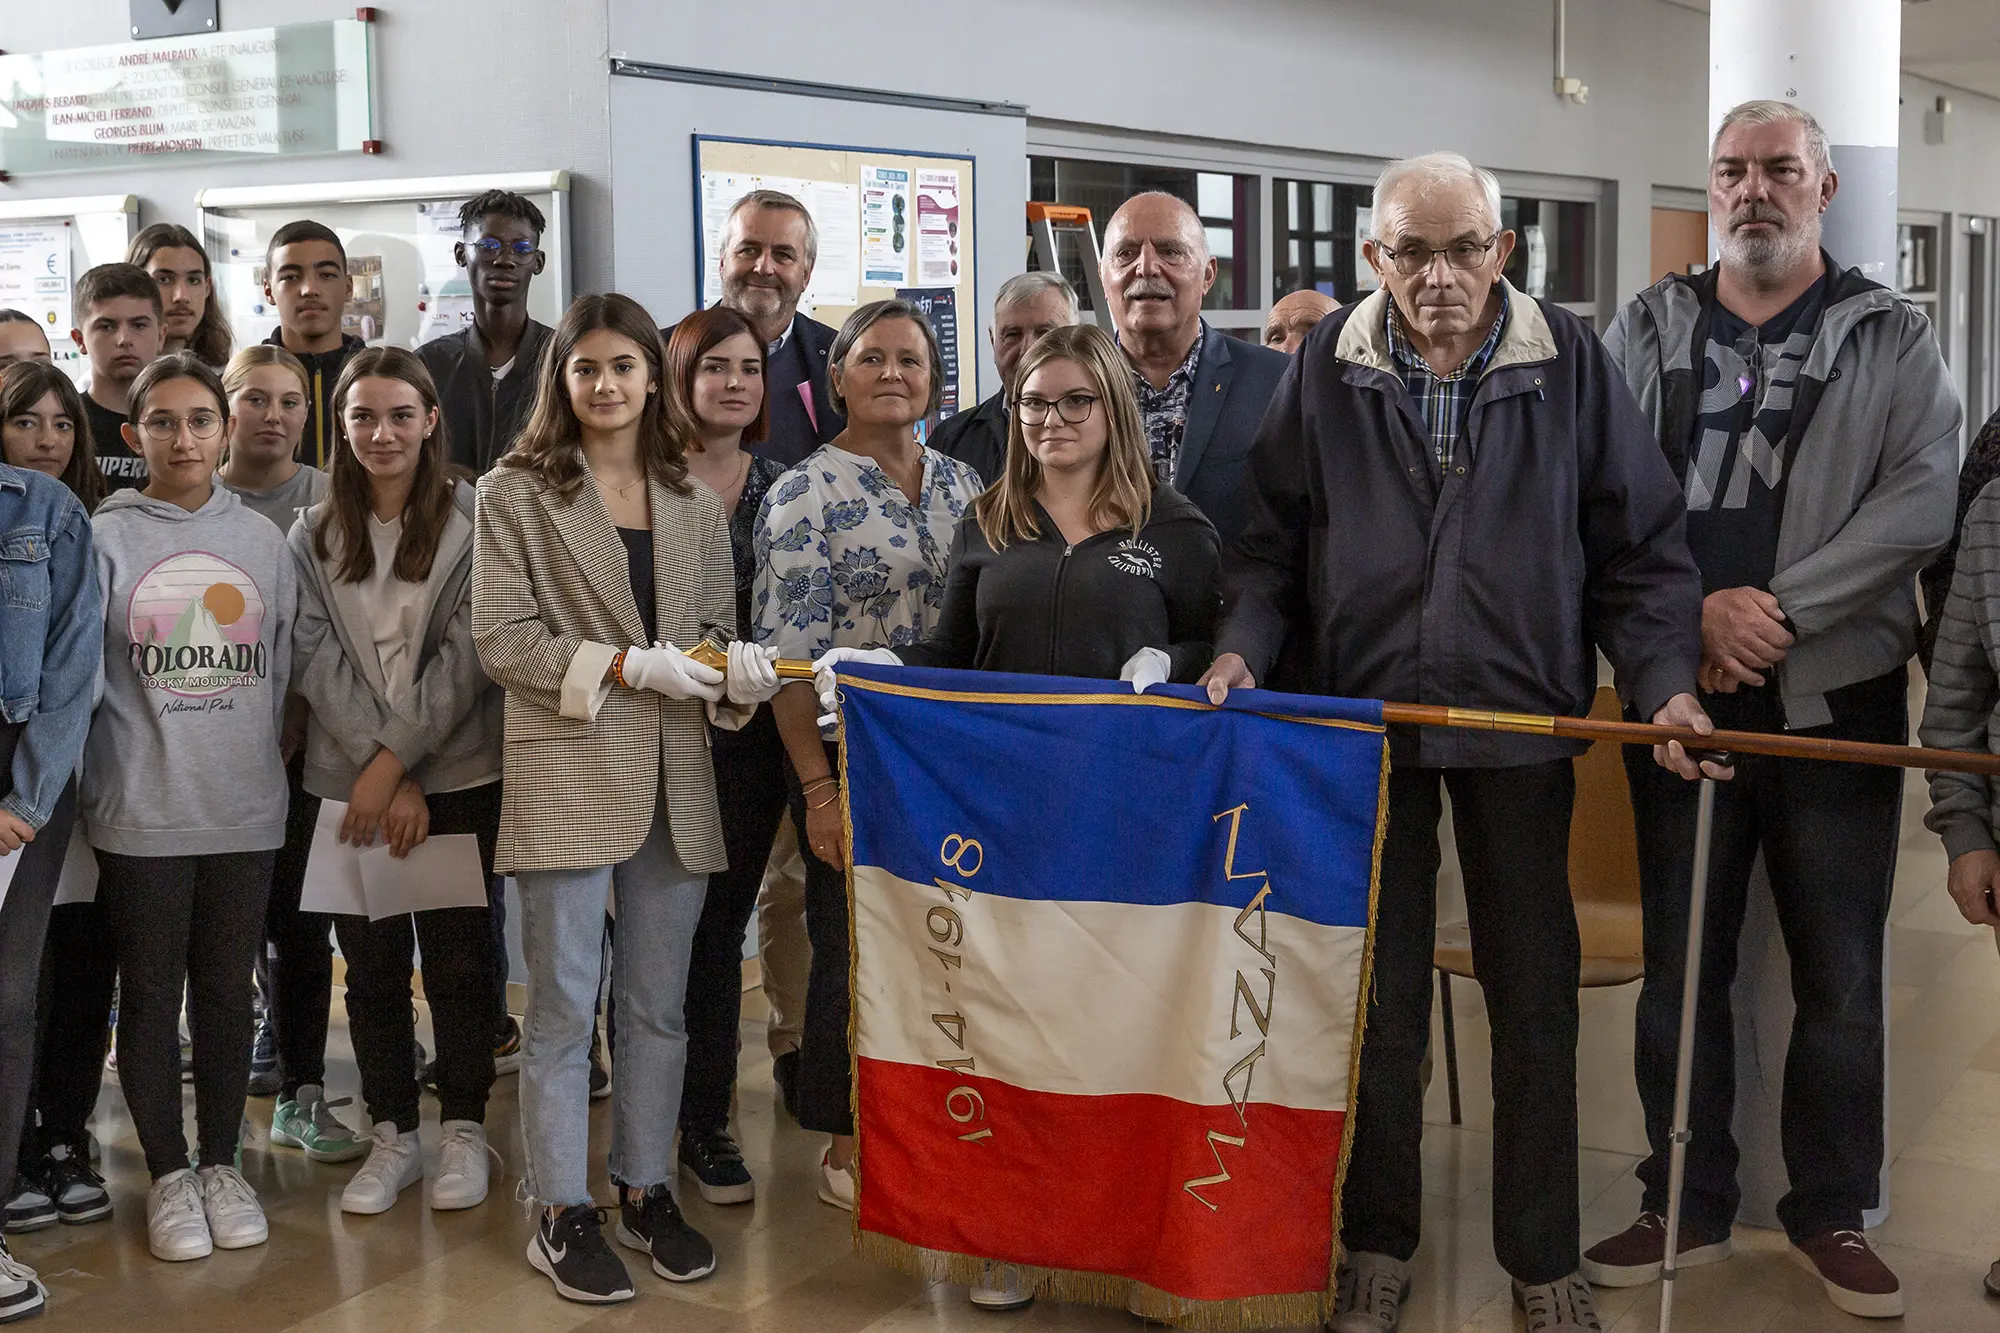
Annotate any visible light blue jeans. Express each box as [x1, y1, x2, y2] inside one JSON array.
[[515, 798, 708, 1205]]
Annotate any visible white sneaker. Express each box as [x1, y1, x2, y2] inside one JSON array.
[[0, 1235, 46, 1321], [146, 1168, 212, 1262], [815, 1150, 855, 1211], [199, 1165, 267, 1250], [431, 1121, 495, 1211], [340, 1123, 422, 1215]]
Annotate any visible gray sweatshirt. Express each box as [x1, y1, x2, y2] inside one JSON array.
[[82, 485, 297, 854], [220, 464, 327, 535], [287, 480, 502, 799], [1921, 480, 2000, 860]]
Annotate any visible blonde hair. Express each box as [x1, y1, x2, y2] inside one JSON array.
[[974, 323, 1153, 551], [222, 342, 310, 399]]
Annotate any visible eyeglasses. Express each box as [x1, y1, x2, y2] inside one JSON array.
[[1377, 234, 1500, 276], [473, 237, 538, 257], [1015, 393, 1100, 426], [138, 411, 224, 442]]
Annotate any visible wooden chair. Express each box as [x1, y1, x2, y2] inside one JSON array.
[[1432, 685, 1645, 1124]]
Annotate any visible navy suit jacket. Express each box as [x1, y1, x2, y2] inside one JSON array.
[[1170, 324, 1290, 545]]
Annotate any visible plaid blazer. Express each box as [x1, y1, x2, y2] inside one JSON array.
[[472, 464, 740, 875]]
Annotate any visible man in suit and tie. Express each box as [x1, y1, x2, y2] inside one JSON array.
[[1100, 192, 1289, 544], [701, 189, 845, 467], [929, 270, 1080, 486]]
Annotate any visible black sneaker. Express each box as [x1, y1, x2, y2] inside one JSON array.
[[0, 1234, 46, 1324], [526, 1204, 633, 1305], [1, 1177, 53, 1235], [588, 1030, 611, 1101], [679, 1130, 755, 1204], [773, 1049, 801, 1121], [39, 1143, 110, 1226], [616, 1183, 716, 1282], [246, 1016, 280, 1097]]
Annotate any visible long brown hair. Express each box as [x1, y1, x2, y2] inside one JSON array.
[[974, 323, 1153, 550], [664, 305, 768, 448], [127, 223, 233, 368], [499, 293, 692, 500], [314, 347, 455, 584], [1, 360, 104, 512]]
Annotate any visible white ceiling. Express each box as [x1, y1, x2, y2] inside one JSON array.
[[1659, 0, 2000, 101]]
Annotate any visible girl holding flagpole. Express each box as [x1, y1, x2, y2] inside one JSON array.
[[472, 293, 780, 1305], [751, 299, 983, 1212], [288, 347, 504, 1216]]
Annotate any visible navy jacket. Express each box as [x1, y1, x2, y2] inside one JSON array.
[[929, 389, 1007, 487], [1168, 324, 1289, 546], [668, 310, 843, 468], [418, 317, 554, 475], [1217, 283, 1701, 769]]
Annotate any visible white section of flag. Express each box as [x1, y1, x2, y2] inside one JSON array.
[[852, 864, 1363, 1113]]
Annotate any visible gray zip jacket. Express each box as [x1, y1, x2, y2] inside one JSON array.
[[1920, 480, 2000, 860], [287, 479, 502, 799], [1605, 256, 1960, 727]]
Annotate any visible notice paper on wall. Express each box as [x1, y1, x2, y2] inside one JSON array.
[[0, 223, 72, 350], [301, 799, 487, 919], [699, 170, 860, 310], [914, 169, 962, 286], [861, 165, 911, 286], [896, 287, 959, 419]]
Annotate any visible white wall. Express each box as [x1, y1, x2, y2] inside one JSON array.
[[0, 0, 616, 292]]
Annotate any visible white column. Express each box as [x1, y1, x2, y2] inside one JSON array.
[[1707, 0, 1902, 1231]]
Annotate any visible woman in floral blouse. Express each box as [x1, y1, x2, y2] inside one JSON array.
[[750, 299, 982, 1211]]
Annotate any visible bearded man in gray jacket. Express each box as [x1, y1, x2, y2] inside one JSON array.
[[1590, 99, 1960, 1321]]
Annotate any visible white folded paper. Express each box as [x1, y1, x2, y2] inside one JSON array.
[[54, 831, 97, 906], [301, 799, 487, 920]]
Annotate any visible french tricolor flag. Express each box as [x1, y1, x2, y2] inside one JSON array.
[[837, 664, 1385, 1324]]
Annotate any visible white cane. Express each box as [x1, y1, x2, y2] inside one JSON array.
[[1658, 759, 1727, 1333]]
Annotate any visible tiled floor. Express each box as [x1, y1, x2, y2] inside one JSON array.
[[14, 765, 2000, 1331]]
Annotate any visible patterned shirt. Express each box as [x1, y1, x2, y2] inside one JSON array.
[[1131, 327, 1206, 484], [753, 443, 984, 728], [724, 453, 787, 635], [1385, 295, 1508, 473]]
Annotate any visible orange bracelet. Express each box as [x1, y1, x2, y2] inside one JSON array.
[[612, 648, 629, 688]]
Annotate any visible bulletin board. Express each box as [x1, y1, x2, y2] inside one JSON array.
[[194, 170, 572, 354], [0, 194, 139, 388], [694, 135, 978, 417]]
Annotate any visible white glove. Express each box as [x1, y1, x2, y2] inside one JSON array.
[[811, 646, 902, 726], [1119, 646, 1172, 694], [622, 643, 725, 702], [725, 640, 782, 705]]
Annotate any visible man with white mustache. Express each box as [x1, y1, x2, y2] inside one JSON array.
[[1099, 193, 1286, 543], [1596, 99, 1959, 1321]]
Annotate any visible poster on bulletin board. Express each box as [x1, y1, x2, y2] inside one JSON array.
[[694, 135, 977, 418]]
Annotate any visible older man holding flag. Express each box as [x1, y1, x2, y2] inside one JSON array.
[[1202, 151, 1713, 1333]]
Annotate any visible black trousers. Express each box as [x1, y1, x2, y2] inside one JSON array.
[[0, 720, 72, 1193], [260, 757, 333, 1099], [1340, 760, 1580, 1286], [20, 899, 116, 1166], [1626, 669, 1905, 1242], [334, 782, 501, 1132], [98, 848, 276, 1178], [680, 711, 789, 1135], [789, 742, 853, 1136]]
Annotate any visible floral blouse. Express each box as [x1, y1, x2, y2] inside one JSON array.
[[752, 442, 984, 674], [727, 453, 787, 636]]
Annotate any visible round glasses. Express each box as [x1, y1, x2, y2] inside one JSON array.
[[1377, 234, 1500, 276], [138, 411, 224, 443], [473, 237, 539, 257], [1015, 392, 1100, 426]]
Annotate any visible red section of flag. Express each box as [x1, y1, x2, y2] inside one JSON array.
[[856, 1057, 1342, 1302]]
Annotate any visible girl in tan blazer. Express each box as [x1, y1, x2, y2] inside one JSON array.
[[471, 293, 780, 1306]]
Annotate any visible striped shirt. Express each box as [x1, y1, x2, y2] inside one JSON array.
[[1385, 295, 1508, 473]]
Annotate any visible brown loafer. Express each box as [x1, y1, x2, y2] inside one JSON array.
[[1580, 1211, 1732, 1287], [1791, 1229, 1902, 1318]]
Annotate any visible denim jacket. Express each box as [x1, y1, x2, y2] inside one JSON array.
[[0, 465, 102, 829]]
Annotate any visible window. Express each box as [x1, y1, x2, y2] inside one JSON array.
[[1501, 196, 1595, 303], [1027, 156, 1259, 312]]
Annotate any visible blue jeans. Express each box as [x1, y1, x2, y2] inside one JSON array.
[[514, 796, 707, 1205]]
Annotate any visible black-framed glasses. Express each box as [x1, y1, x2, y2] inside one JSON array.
[[473, 237, 539, 257], [1015, 392, 1100, 426], [1377, 234, 1499, 276], [139, 411, 224, 442]]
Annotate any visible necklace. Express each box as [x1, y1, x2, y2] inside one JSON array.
[[594, 467, 645, 499]]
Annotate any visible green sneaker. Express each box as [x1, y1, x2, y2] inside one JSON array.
[[270, 1086, 366, 1163]]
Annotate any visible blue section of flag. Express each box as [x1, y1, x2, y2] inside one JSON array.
[[837, 665, 1382, 930]]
